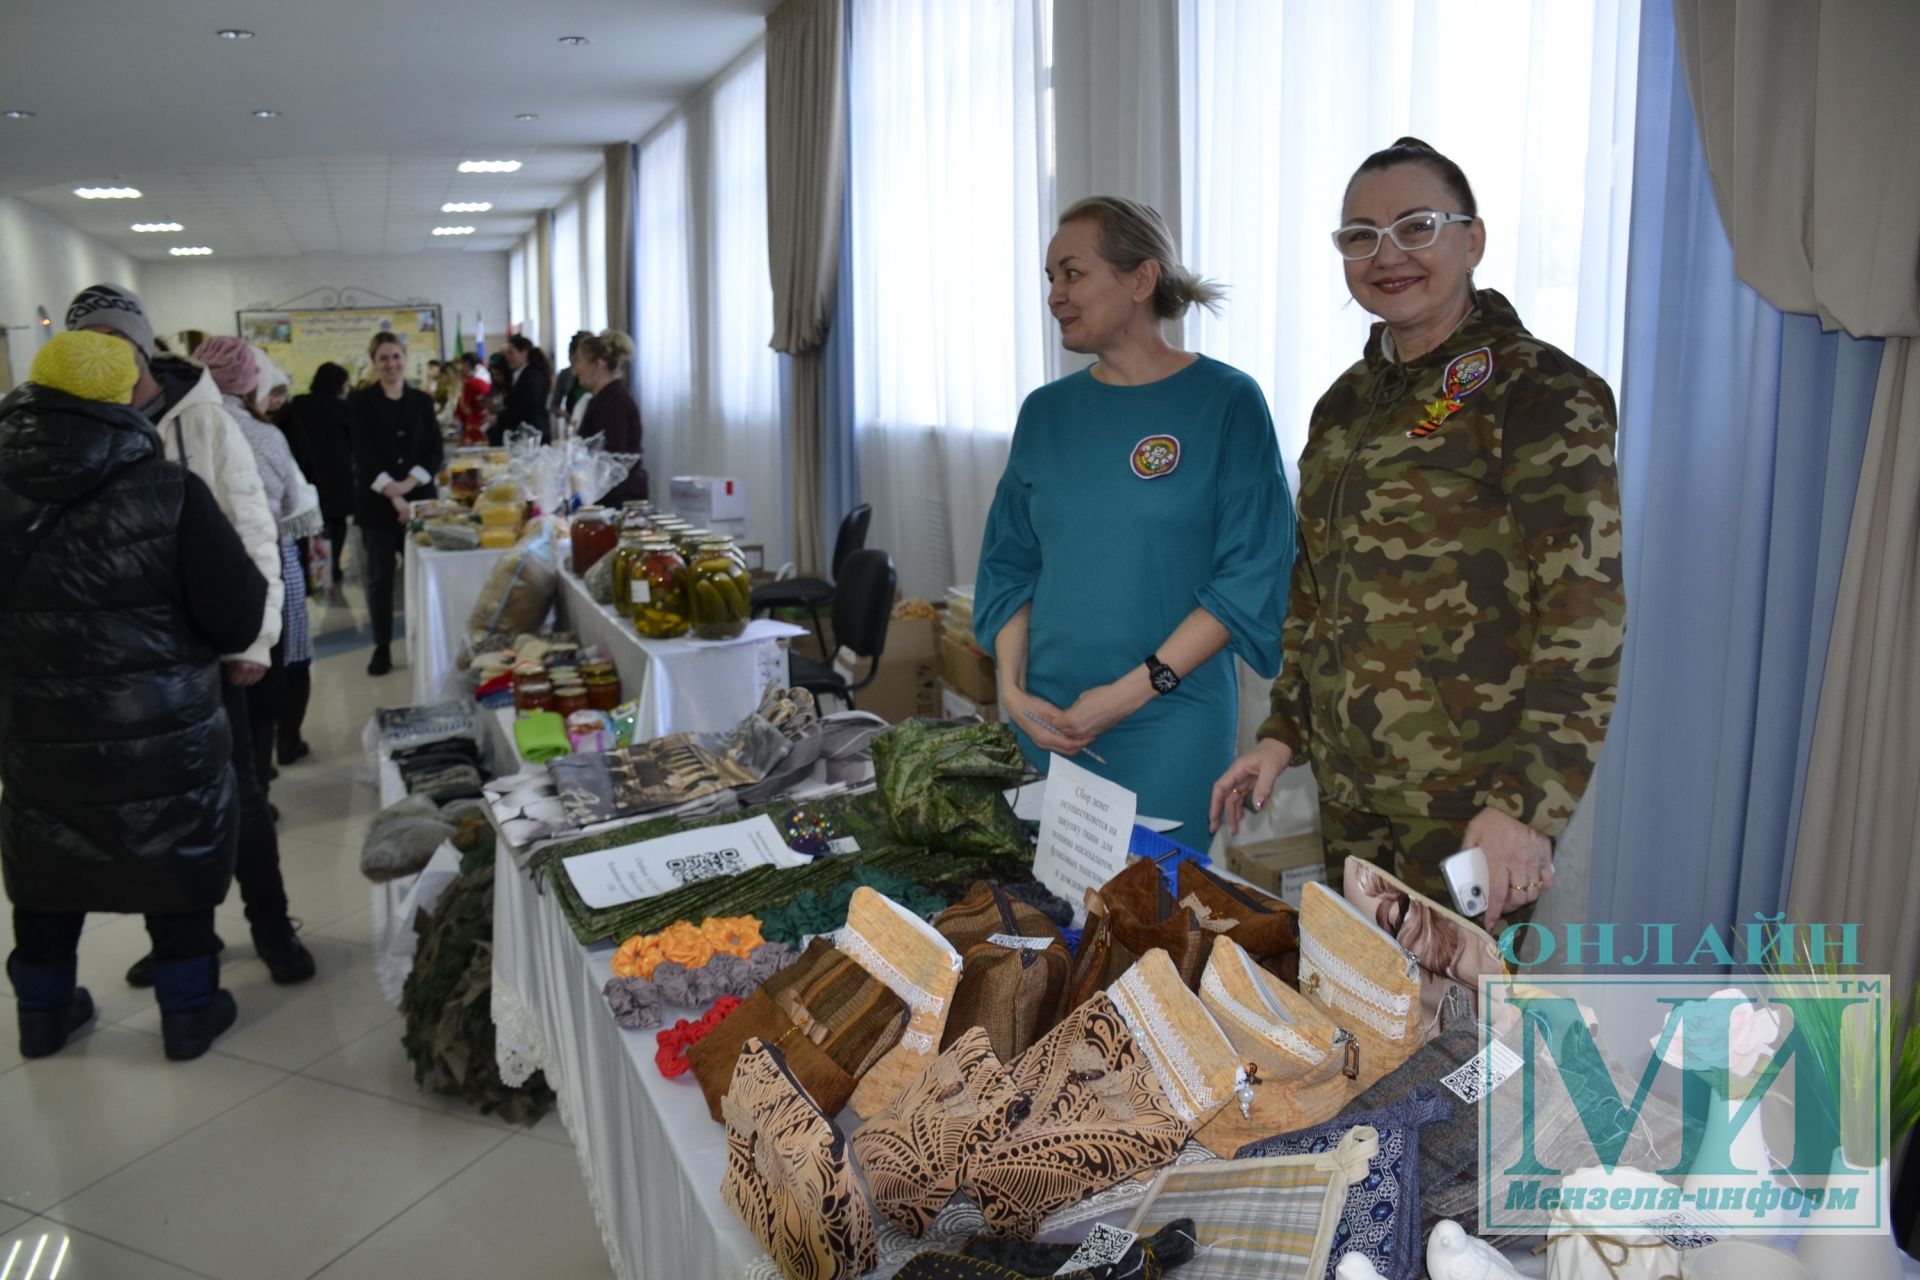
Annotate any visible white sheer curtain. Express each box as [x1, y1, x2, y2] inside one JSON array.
[[584, 168, 609, 333], [849, 0, 1051, 599], [518, 236, 542, 347], [636, 117, 694, 496], [1179, 0, 1640, 493], [702, 50, 787, 564], [551, 192, 585, 354], [508, 239, 528, 341]]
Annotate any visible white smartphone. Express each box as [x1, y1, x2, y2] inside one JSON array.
[[1441, 846, 1490, 918]]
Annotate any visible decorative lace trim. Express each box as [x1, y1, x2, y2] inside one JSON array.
[[1111, 967, 1219, 1125], [898, 1028, 936, 1055], [1299, 933, 1413, 1040], [490, 977, 550, 1089], [833, 926, 947, 1019], [1201, 967, 1326, 1065]]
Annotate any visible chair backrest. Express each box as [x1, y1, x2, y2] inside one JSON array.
[[829, 503, 873, 582], [831, 548, 896, 665]]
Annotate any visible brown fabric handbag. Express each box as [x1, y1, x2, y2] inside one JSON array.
[[840, 887, 967, 1118], [1343, 855, 1506, 1026], [1099, 857, 1212, 990], [936, 881, 1070, 1062], [688, 936, 908, 1122], [1175, 860, 1300, 986], [850, 1025, 1022, 1238], [1297, 881, 1423, 1090], [720, 1037, 877, 1280]]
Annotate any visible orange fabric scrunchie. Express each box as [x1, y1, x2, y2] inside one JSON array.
[[611, 915, 764, 981], [655, 995, 742, 1078]]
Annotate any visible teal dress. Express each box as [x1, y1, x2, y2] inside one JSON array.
[[974, 356, 1296, 840]]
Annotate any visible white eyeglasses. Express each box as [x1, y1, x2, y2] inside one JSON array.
[[1331, 211, 1475, 260]]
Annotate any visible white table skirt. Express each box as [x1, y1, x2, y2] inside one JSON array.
[[553, 568, 802, 739], [403, 541, 512, 704]]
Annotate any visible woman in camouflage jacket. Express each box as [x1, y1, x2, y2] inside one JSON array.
[[1210, 139, 1625, 931]]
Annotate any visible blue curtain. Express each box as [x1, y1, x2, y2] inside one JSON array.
[[1586, 0, 1883, 952]]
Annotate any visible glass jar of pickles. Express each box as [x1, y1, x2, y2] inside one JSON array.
[[688, 535, 752, 640], [629, 538, 692, 638], [610, 531, 647, 618], [619, 500, 654, 533]]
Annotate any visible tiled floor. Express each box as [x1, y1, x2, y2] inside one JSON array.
[[0, 575, 616, 1279]]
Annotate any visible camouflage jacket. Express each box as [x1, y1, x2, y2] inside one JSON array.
[[1258, 289, 1624, 838]]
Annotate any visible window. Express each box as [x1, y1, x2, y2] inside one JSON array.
[[551, 191, 584, 352], [636, 116, 693, 491], [584, 168, 609, 334], [508, 239, 528, 343]]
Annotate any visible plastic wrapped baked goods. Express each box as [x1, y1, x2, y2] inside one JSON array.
[[465, 527, 558, 647], [425, 521, 482, 551]]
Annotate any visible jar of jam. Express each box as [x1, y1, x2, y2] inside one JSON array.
[[688, 535, 752, 640], [554, 684, 590, 716], [630, 538, 692, 639], [514, 678, 555, 714], [570, 506, 618, 574], [583, 670, 622, 711]]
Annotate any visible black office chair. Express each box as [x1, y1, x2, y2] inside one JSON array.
[[787, 548, 895, 711], [751, 503, 872, 657]]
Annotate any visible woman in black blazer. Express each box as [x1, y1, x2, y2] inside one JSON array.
[[349, 332, 442, 675], [490, 335, 552, 446], [575, 329, 647, 504]]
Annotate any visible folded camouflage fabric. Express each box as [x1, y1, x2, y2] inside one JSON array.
[[873, 719, 1031, 860]]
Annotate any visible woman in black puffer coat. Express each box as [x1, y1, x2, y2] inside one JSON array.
[[0, 376, 267, 1062]]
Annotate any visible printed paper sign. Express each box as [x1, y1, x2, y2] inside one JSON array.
[[563, 815, 806, 909], [1034, 754, 1137, 923]]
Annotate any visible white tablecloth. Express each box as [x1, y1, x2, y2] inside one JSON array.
[[403, 541, 512, 703], [553, 568, 802, 738]]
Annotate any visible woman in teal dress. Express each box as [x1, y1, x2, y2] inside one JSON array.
[[974, 196, 1296, 840]]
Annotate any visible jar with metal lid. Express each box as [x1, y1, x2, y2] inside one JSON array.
[[610, 531, 647, 619], [570, 506, 618, 574], [687, 535, 752, 640], [583, 668, 622, 710], [554, 684, 590, 717], [514, 678, 555, 714], [629, 537, 692, 639]]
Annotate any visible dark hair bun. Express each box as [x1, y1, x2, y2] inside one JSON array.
[[1392, 136, 1434, 151]]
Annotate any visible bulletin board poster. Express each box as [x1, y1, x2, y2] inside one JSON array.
[[237, 306, 444, 393]]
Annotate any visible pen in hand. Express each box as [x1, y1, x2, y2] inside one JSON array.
[[1021, 708, 1107, 765]]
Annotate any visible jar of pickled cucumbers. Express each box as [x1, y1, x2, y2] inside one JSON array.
[[629, 538, 692, 639], [610, 531, 647, 618], [687, 535, 752, 640]]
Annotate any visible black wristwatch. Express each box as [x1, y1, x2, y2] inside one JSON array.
[[1146, 653, 1181, 696]]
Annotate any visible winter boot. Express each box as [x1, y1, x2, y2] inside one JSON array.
[[126, 933, 225, 989], [8, 954, 96, 1059], [253, 920, 316, 986], [151, 954, 238, 1061]]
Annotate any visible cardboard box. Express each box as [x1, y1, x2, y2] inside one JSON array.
[[940, 635, 998, 706], [1226, 832, 1328, 908], [833, 614, 939, 722], [940, 683, 1002, 723]]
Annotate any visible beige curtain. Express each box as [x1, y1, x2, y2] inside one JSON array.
[[535, 210, 554, 355], [1675, 1, 1920, 995], [764, 0, 845, 574], [604, 142, 636, 336]]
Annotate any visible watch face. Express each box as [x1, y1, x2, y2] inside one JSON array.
[[1151, 666, 1179, 694]]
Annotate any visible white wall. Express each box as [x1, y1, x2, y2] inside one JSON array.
[[138, 251, 510, 356], [0, 196, 143, 382]]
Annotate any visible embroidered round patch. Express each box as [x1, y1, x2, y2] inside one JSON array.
[[1130, 434, 1180, 479], [1443, 346, 1494, 400]]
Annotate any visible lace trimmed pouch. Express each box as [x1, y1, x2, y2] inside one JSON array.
[[1298, 881, 1423, 1089], [1342, 855, 1506, 1026], [839, 886, 966, 1118]]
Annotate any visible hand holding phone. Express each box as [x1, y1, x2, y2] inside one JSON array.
[[1441, 846, 1490, 918]]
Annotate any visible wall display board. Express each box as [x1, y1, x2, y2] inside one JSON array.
[[238, 305, 445, 391]]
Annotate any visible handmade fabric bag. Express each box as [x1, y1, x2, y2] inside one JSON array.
[[1125, 1127, 1380, 1280], [687, 936, 908, 1122], [720, 1037, 877, 1280], [1342, 856, 1505, 1024], [1099, 857, 1213, 990], [839, 887, 967, 1117], [1236, 1086, 1453, 1280], [851, 1026, 1021, 1237], [935, 880, 1070, 1062], [1297, 881, 1423, 1089], [1176, 860, 1300, 984], [1192, 935, 1359, 1157]]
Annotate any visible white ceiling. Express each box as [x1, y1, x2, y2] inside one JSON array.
[[0, 0, 778, 260]]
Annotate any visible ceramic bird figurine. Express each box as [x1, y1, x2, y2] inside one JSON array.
[[1334, 1253, 1386, 1280], [1426, 1220, 1522, 1280]]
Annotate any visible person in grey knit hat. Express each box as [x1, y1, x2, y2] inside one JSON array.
[[64, 284, 157, 359]]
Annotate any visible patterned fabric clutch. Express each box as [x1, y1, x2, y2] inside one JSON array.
[[688, 936, 909, 1122], [840, 887, 966, 1118], [1236, 1086, 1453, 1280], [720, 1037, 877, 1280], [936, 881, 1070, 1062], [1125, 1127, 1380, 1280], [851, 1026, 1021, 1238], [1176, 861, 1300, 985], [1192, 936, 1358, 1157], [963, 986, 1190, 1239], [1342, 856, 1506, 1025], [1297, 882, 1422, 1089]]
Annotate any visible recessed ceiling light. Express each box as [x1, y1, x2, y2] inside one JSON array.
[[441, 202, 492, 213], [216, 28, 253, 39], [557, 35, 589, 45], [4, 110, 35, 120], [75, 186, 142, 199], [515, 113, 540, 122], [169, 246, 214, 256], [457, 160, 521, 174], [251, 109, 280, 119], [131, 222, 185, 233], [431, 226, 476, 237]]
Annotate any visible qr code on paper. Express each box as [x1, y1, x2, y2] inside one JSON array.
[[1441, 1039, 1523, 1103], [1055, 1224, 1138, 1274], [665, 848, 745, 886], [1645, 1211, 1722, 1250]]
